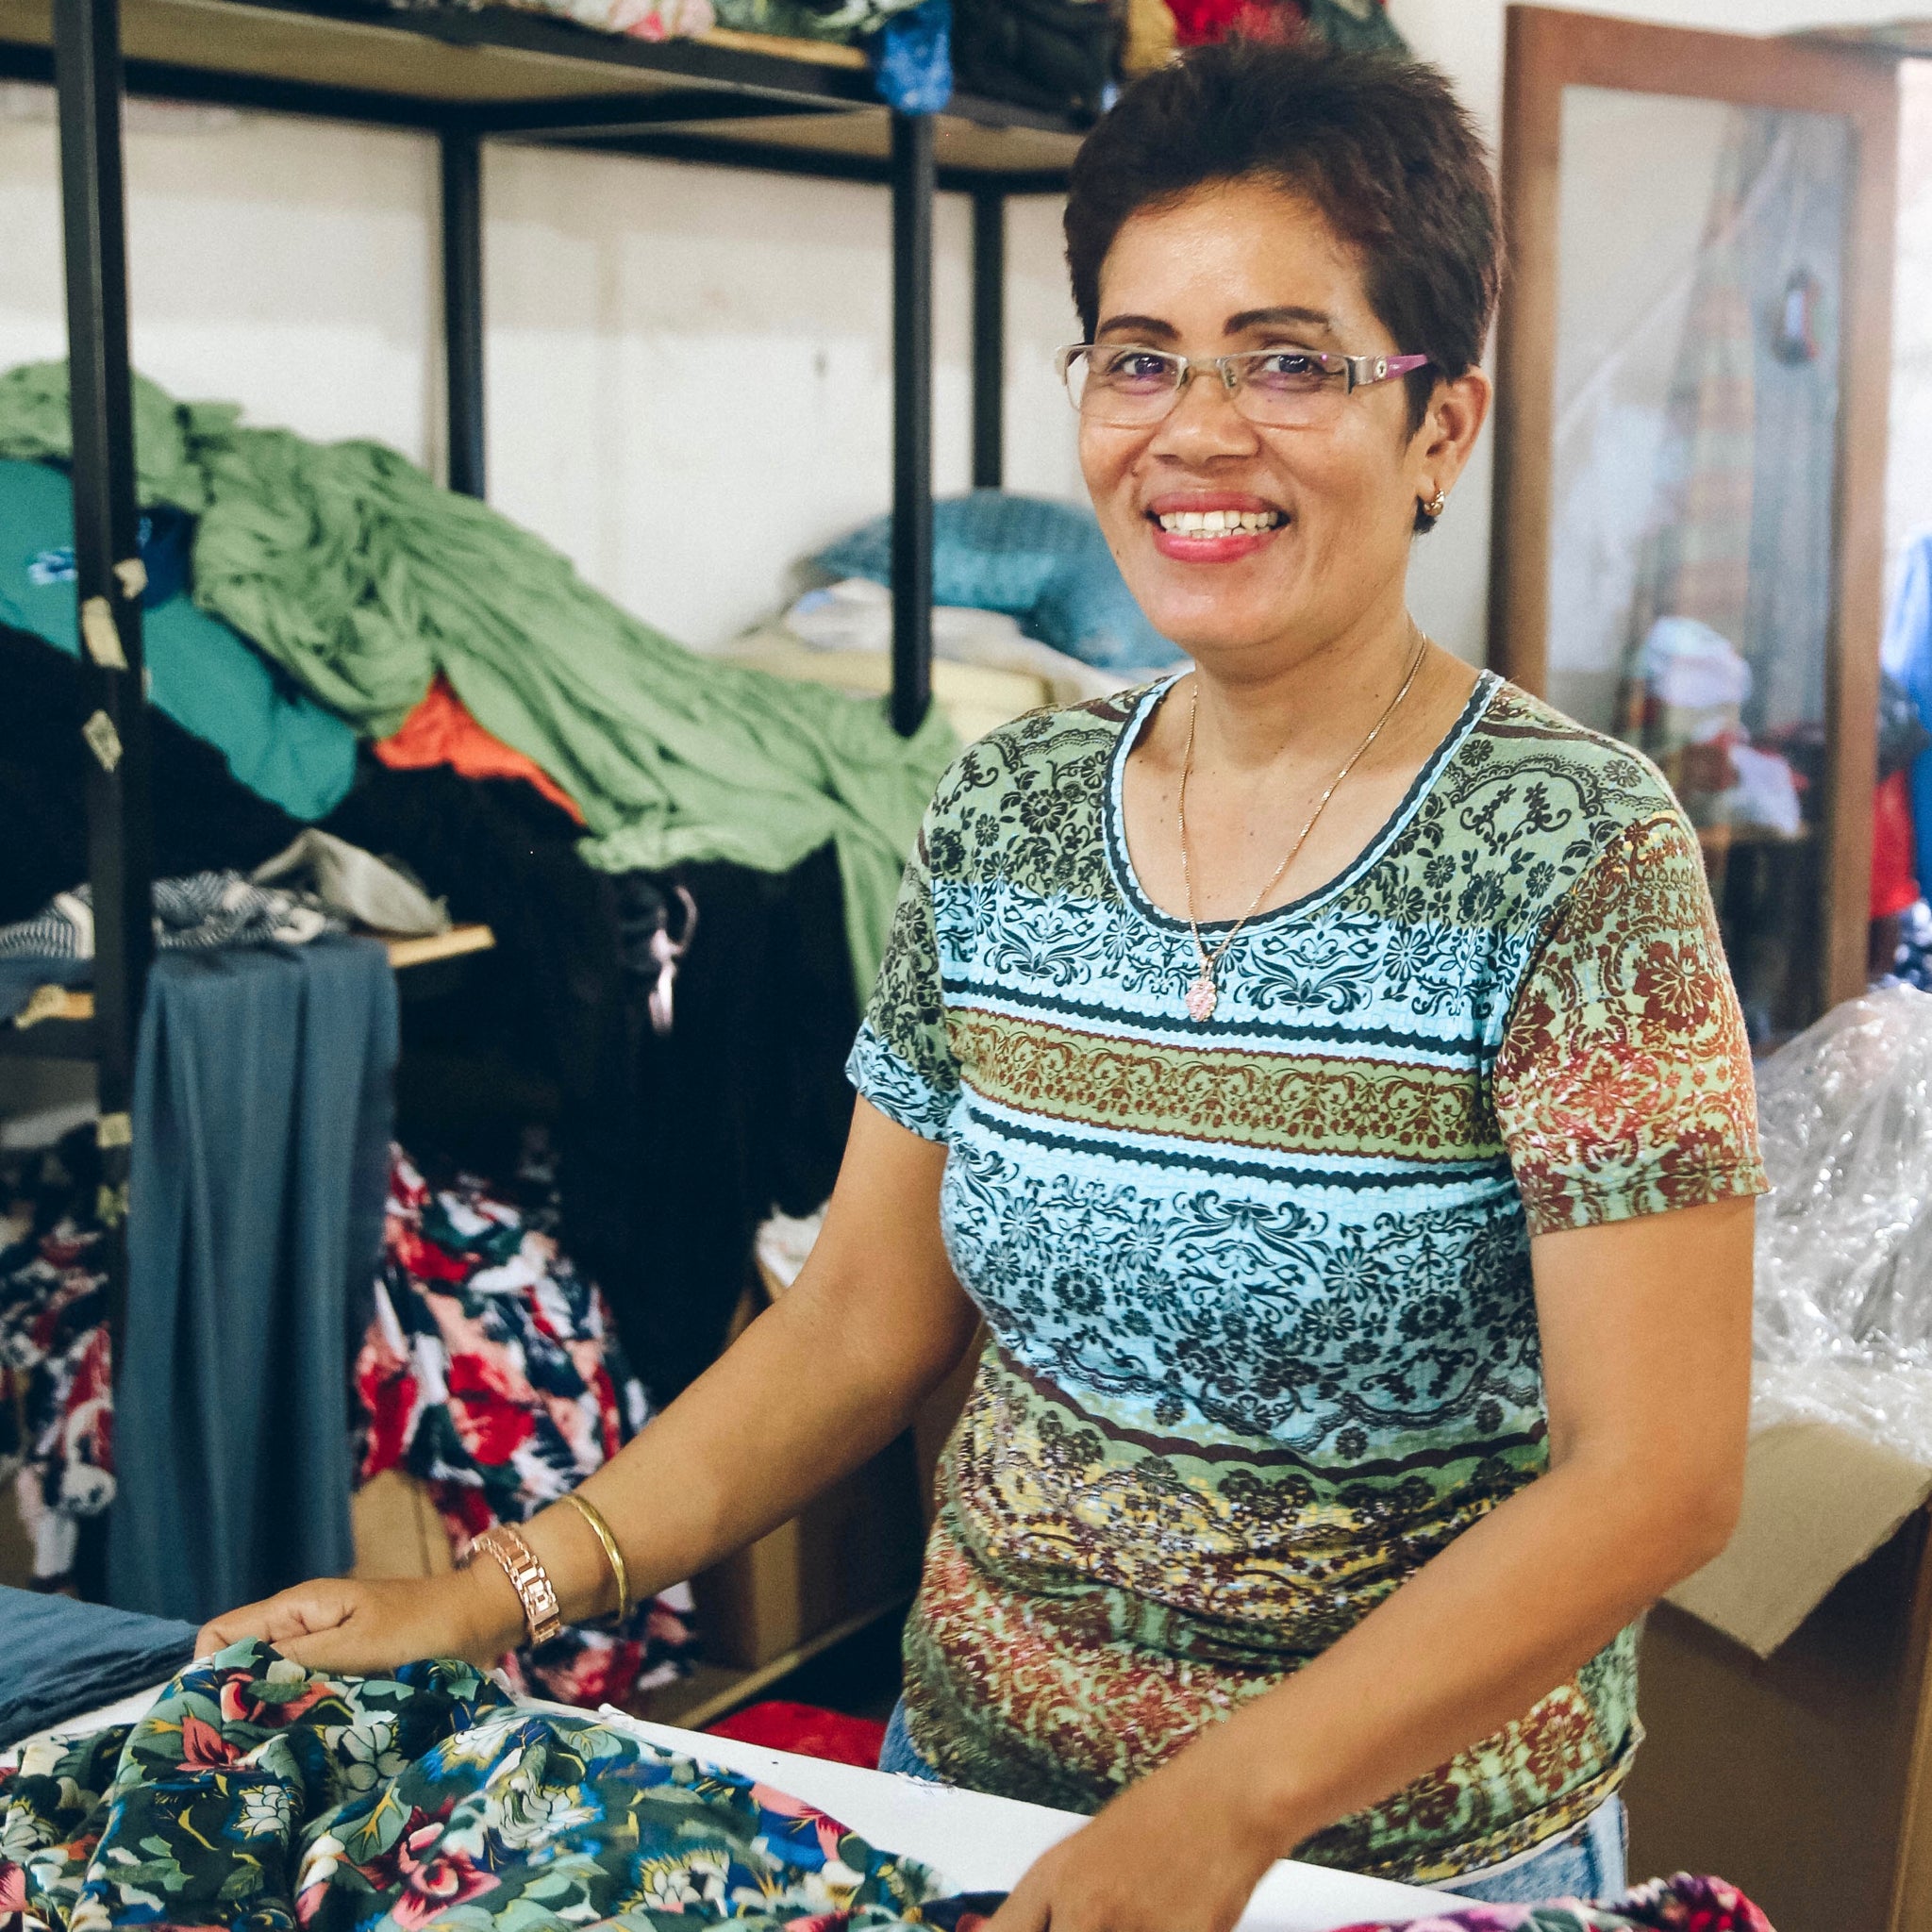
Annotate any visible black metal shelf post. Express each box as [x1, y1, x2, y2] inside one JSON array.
[[54, 0, 153, 1349], [441, 125, 487, 499], [889, 108, 934, 738], [971, 187, 1004, 490]]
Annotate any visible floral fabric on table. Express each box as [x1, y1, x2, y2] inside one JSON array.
[[849, 675, 1767, 1883], [0, 1641, 948, 1931], [357, 1145, 701, 1709], [1333, 1876, 1774, 1932]]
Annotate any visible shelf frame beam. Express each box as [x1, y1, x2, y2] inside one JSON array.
[[890, 108, 934, 739], [441, 125, 487, 499], [971, 186, 1004, 490], [53, 0, 153, 1358]]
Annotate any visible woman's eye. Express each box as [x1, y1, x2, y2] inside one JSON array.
[[1249, 351, 1326, 388], [1096, 351, 1172, 387]]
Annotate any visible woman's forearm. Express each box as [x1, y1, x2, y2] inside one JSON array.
[[1188, 1446, 1734, 1856], [520, 1273, 972, 1634]]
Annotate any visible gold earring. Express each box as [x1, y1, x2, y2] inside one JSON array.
[[1422, 489, 1447, 519]]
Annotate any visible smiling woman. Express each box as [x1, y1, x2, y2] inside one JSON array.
[[198, 40, 1765, 1932]]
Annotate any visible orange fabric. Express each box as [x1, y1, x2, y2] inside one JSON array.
[[375, 676, 584, 824]]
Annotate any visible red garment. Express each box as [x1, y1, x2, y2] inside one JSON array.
[[1874, 769, 1920, 920], [1165, 0, 1303, 41], [707, 1700, 890, 1770], [375, 675, 584, 824]]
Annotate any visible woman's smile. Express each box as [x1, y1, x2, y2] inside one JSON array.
[[1146, 491, 1291, 563]]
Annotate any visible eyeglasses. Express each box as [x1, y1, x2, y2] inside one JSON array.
[[1056, 342, 1432, 430]]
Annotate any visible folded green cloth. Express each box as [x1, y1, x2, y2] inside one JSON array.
[[0, 363, 957, 995], [0, 458, 357, 823]]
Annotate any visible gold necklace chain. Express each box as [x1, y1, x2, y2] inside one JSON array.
[[1176, 628, 1429, 1024]]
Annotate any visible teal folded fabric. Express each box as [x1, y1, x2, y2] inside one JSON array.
[[0, 458, 356, 823], [814, 488, 1181, 672], [0, 363, 956, 997]]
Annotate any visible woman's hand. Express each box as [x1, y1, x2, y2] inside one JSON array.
[[194, 1564, 520, 1675], [989, 1746, 1288, 1932]]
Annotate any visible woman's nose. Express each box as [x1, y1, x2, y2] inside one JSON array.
[[1151, 366, 1261, 461]]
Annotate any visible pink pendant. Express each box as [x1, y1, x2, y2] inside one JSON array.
[[1185, 974, 1218, 1023]]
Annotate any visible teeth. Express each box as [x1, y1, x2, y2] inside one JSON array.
[[1157, 509, 1284, 535]]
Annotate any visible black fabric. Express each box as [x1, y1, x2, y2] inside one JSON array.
[[0, 625, 301, 924], [0, 1585, 197, 1750], [0, 619, 858, 1409], [320, 764, 857, 1403], [950, 0, 1116, 119]]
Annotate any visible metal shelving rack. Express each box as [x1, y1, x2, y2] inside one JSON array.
[[0, 0, 1080, 1579]]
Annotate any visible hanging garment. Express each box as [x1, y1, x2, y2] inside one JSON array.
[[0, 625, 305, 926], [0, 1587, 197, 1752], [0, 1641, 952, 1931], [0, 458, 356, 824], [0, 364, 955, 1001], [0, 1130, 113, 1586], [356, 1145, 700, 1706], [320, 765, 858, 1401], [1874, 771, 1921, 922], [375, 675, 585, 824], [107, 938, 398, 1623]]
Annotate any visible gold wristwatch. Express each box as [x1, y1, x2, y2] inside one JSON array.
[[466, 1523, 563, 1645]]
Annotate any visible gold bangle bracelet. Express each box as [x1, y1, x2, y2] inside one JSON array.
[[559, 1491, 631, 1622]]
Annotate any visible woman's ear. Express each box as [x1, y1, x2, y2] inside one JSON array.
[[1409, 366, 1492, 506]]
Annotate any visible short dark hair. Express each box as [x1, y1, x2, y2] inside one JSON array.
[[1063, 40, 1502, 532]]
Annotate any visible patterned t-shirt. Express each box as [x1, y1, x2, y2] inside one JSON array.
[[847, 672, 1766, 1885]]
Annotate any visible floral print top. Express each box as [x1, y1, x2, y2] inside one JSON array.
[[847, 674, 1767, 1883]]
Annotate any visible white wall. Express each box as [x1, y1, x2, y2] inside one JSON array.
[[0, 8, 1925, 662], [0, 87, 1081, 653]]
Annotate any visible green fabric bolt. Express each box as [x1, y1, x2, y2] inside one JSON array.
[[0, 361, 957, 997]]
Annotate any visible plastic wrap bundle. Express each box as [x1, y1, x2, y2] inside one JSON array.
[[1753, 984, 1932, 1458]]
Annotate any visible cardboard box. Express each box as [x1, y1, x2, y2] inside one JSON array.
[[1624, 1420, 1932, 1932], [691, 1274, 927, 1670]]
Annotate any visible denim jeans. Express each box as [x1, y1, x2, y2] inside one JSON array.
[[875, 1702, 1627, 1904]]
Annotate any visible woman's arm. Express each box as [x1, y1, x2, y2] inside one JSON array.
[[989, 1191, 1755, 1932], [196, 1099, 975, 1671]]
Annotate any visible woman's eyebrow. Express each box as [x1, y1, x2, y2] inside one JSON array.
[[1093, 314, 1178, 341], [1226, 305, 1338, 338]]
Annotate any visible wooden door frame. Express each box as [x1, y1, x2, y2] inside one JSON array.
[[1488, 6, 1898, 1012]]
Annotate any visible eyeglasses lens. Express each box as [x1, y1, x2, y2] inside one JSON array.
[[1064, 349, 1344, 429]]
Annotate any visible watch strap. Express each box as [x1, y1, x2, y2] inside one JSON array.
[[468, 1523, 563, 1645]]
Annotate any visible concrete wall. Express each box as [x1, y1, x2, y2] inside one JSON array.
[[0, 4, 1925, 663]]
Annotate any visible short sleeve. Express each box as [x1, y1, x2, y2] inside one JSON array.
[[1492, 811, 1769, 1235], [845, 814, 961, 1142]]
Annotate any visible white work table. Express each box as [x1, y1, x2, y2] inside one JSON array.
[[22, 1689, 1460, 1930], [603, 1710, 1461, 1932]]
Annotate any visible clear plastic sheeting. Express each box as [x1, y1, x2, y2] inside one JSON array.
[[1753, 984, 1932, 1460]]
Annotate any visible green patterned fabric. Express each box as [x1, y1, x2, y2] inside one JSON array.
[[0, 1641, 948, 1929], [849, 675, 1766, 1882]]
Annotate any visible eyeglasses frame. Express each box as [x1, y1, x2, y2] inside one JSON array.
[[1055, 342, 1435, 422]]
